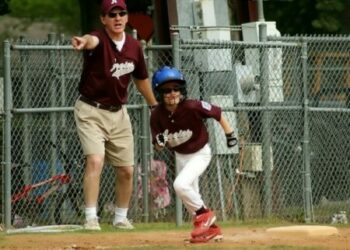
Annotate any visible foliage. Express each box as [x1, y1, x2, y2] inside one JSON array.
[[8, 0, 80, 34], [312, 0, 344, 32], [0, 0, 11, 15], [264, 0, 349, 35], [4, 0, 350, 36]]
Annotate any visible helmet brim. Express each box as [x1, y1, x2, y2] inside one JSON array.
[[154, 79, 186, 90]]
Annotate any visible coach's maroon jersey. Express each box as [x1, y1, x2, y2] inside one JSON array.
[[150, 99, 222, 154], [78, 29, 148, 106]]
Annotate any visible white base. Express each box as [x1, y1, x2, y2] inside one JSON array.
[[266, 225, 339, 237]]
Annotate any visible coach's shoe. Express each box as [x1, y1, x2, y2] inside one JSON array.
[[113, 218, 134, 230], [191, 209, 216, 237], [83, 218, 101, 231], [190, 224, 223, 243]]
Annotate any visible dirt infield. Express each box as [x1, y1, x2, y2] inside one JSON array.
[[1, 226, 350, 249]]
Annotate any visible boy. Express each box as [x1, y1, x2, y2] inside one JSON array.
[[150, 66, 237, 243]]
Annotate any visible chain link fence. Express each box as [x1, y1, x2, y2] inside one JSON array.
[[1, 31, 350, 230], [270, 35, 350, 223]]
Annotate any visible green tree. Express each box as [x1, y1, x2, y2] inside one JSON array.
[[7, 0, 153, 35], [9, 0, 81, 34], [0, 0, 11, 15], [264, 0, 350, 34]]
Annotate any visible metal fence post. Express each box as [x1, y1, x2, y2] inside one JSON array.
[[3, 39, 13, 230], [259, 23, 273, 217], [140, 37, 150, 223], [19, 36, 32, 185], [257, 0, 265, 22], [47, 33, 59, 223], [58, 34, 67, 152], [301, 40, 314, 223], [140, 93, 150, 223], [172, 32, 183, 227], [48, 33, 58, 179]]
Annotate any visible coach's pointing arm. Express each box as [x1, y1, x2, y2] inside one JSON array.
[[71, 35, 99, 50]]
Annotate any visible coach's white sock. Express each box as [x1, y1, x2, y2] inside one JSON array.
[[114, 207, 128, 223], [85, 207, 98, 221]]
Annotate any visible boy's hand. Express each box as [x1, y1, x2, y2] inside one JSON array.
[[225, 132, 237, 148], [156, 129, 169, 147]]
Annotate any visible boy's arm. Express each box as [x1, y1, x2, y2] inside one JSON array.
[[219, 115, 234, 134], [219, 114, 238, 148]]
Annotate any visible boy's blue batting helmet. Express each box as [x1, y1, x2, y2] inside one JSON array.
[[152, 66, 187, 102]]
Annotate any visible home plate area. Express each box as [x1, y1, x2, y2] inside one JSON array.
[[266, 225, 339, 237], [2, 226, 349, 249], [216, 225, 348, 249]]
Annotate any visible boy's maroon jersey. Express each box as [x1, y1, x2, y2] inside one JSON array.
[[78, 29, 148, 106], [150, 99, 221, 154]]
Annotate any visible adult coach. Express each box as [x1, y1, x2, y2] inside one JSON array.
[[71, 0, 157, 230]]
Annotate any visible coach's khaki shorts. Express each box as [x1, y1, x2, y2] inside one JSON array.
[[74, 99, 134, 166]]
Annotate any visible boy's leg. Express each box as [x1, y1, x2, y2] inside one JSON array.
[[191, 209, 216, 237], [189, 224, 223, 243], [174, 145, 214, 237]]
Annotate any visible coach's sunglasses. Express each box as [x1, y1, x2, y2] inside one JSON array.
[[160, 87, 181, 94], [107, 11, 128, 18]]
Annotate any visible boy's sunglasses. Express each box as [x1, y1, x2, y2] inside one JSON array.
[[107, 11, 128, 18], [160, 87, 181, 94]]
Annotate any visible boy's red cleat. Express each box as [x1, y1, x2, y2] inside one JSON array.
[[190, 224, 223, 243], [191, 209, 216, 238]]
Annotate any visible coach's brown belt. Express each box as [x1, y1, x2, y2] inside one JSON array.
[[79, 95, 122, 112]]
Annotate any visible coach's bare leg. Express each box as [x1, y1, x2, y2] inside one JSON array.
[[84, 154, 104, 208], [115, 166, 133, 208], [113, 166, 134, 228]]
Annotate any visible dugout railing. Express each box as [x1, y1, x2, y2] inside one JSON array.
[[1, 30, 350, 230]]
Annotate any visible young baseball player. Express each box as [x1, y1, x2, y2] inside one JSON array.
[[150, 66, 238, 243]]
